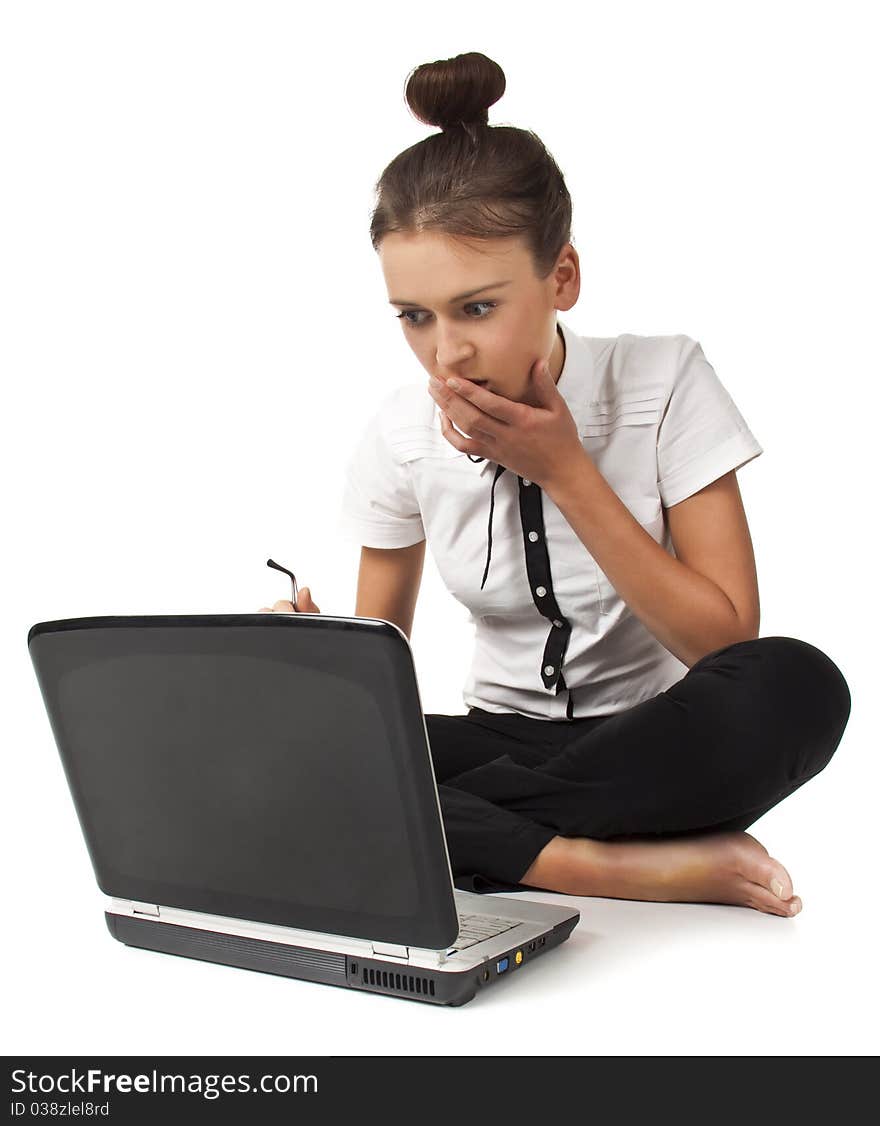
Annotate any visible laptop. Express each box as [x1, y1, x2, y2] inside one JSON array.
[[27, 613, 579, 1006]]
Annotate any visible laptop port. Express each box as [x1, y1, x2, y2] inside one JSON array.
[[496, 957, 509, 974], [481, 969, 490, 982]]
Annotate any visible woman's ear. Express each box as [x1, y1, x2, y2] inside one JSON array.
[[552, 243, 580, 311]]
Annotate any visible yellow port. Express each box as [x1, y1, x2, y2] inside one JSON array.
[[515, 950, 523, 965]]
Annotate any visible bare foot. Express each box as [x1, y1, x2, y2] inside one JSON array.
[[519, 830, 803, 918]]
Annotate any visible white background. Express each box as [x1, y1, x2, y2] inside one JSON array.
[[2, 0, 877, 1056]]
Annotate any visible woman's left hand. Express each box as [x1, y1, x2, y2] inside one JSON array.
[[427, 357, 588, 492]]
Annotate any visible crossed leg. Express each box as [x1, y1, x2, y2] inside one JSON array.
[[427, 637, 851, 916]]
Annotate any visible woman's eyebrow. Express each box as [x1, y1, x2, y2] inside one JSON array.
[[389, 279, 513, 307]]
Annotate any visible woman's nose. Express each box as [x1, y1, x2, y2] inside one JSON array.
[[435, 328, 473, 370]]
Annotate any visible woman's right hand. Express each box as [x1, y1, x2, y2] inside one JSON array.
[[257, 586, 321, 614]]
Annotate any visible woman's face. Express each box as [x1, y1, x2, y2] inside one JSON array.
[[379, 230, 579, 404]]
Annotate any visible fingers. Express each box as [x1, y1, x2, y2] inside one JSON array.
[[439, 409, 494, 454], [256, 594, 321, 614], [257, 599, 296, 613], [296, 587, 321, 613], [431, 377, 518, 426]]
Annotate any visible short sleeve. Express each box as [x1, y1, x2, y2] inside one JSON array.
[[657, 337, 763, 507], [337, 401, 426, 548]]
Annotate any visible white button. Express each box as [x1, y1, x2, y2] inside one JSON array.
[[553, 619, 563, 628], [523, 479, 532, 486], [544, 665, 555, 676], [535, 586, 547, 597], [528, 531, 539, 542]]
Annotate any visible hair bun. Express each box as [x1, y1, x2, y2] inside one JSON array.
[[404, 52, 506, 131]]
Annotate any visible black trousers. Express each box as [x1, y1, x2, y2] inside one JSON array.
[[425, 636, 852, 894]]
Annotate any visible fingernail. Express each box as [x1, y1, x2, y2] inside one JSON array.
[[771, 878, 784, 898], [789, 900, 801, 915]]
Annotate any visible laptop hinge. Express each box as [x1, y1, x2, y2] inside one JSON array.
[[131, 902, 160, 918], [370, 941, 409, 962]]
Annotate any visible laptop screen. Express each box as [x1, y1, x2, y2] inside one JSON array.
[[28, 615, 460, 950]]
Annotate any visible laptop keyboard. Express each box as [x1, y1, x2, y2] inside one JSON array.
[[447, 912, 520, 954]]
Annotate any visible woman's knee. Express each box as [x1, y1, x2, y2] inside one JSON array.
[[692, 635, 851, 777], [759, 637, 850, 719], [755, 636, 852, 771]]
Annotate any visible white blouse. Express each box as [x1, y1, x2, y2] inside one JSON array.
[[337, 317, 763, 720]]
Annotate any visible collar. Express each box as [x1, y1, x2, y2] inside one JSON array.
[[466, 317, 596, 478]]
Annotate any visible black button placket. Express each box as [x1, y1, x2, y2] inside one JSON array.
[[517, 477, 575, 719]]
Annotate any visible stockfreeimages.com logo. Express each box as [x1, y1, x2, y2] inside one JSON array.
[[11, 1068, 317, 1101]]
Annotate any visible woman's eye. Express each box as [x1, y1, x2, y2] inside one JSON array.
[[395, 301, 497, 328], [395, 310, 427, 328], [467, 301, 496, 318]]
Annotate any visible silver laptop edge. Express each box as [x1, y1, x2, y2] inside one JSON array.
[[106, 892, 578, 974]]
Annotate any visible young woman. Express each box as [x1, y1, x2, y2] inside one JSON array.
[[260, 52, 851, 918]]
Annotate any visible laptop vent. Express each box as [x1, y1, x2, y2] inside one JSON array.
[[363, 967, 436, 997], [172, 929, 348, 976], [116, 915, 347, 979]]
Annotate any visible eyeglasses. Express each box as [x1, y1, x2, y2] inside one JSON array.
[[266, 558, 299, 611]]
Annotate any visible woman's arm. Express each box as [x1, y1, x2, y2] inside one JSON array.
[[355, 541, 426, 642], [546, 456, 760, 668]]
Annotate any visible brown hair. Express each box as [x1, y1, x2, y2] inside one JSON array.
[[369, 52, 573, 280]]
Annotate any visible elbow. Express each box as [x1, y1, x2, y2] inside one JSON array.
[[728, 590, 760, 644], [737, 608, 760, 642], [685, 616, 760, 670]]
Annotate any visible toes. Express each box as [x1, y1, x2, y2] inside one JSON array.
[[746, 882, 802, 918], [731, 836, 799, 906], [762, 858, 794, 901]]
